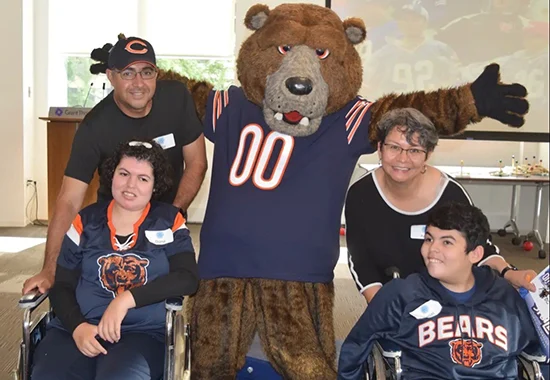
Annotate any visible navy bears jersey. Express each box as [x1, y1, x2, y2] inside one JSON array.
[[365, 39, 460, 98], [199, 86, 375, 283], [338, 266, 540, 380], [49, 200, 193, 339]]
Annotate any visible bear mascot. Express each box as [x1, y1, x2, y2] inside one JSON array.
[[90, 4, 528, 379]]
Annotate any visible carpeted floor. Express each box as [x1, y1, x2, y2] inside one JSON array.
[[0, 224, 547, 379]]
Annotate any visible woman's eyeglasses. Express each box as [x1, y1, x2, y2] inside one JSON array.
[[383, 143, 427, 160]]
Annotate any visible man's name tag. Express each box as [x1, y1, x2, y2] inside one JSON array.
[[153, 133, 176, 150], [410, 224, 426, 240]]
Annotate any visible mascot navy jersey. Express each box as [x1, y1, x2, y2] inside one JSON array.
[[49, 200, 193, 338], [200, 86, 375, 283]]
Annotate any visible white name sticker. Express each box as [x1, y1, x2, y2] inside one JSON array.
[[153, 133, 176, 150], [410, 300, 442, 320], [410, 224, 426, 240], [145, 228, 174, 245]]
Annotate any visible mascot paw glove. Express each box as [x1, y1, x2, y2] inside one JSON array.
[[470, 63, 529, 127]]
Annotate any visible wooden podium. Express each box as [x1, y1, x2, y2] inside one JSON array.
[[40, 116, 100, 220]]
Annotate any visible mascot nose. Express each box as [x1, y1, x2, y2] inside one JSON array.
[[285, 77, 313, 95]]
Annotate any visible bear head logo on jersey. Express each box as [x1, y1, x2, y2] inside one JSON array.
[[449, 338, 483, 368], [97, 253, 149, 297]]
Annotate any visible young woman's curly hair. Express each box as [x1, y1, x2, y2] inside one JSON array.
[[101, 139, 173, 199]]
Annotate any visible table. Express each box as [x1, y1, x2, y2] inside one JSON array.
[[359, 164, 549, 259]]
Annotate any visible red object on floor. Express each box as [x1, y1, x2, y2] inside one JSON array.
[[340, 227, 346, 236], [523, 241, 534, 251]]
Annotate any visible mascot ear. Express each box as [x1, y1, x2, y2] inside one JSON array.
[[90, 63, 108, 75], [244, 4, 270, 31], [90, 44, 111, 63], [343, 18, 366, 45], [89, 33, 126, 75]]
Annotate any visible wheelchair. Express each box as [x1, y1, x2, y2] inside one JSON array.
[[13, 291, 191, 380], [365, 339, 548, 380], [363, 267, 549, 380]]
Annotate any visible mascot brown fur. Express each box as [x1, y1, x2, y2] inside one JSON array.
[[91, 4, 528, 379]]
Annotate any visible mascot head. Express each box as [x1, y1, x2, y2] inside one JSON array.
[[237, 4, 366, 136]]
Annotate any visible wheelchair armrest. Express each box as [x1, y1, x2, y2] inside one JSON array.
[[165, 296, 184, 312], [521, 351, 549, 364], [376, 340, 402, 359], [19, 290, 49, 310]]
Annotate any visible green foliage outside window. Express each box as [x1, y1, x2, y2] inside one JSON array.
[[65, 56, 234, 107], [156, 58, 234, 91]]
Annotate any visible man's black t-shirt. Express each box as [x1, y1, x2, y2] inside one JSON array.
[[65, 80, 203, 204]]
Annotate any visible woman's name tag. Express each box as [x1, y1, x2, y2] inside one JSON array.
[[410, 224, 426, 240]]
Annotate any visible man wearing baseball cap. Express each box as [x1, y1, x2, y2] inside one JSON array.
[[108, 37, 157, 70], [23, 36, 207, 295]]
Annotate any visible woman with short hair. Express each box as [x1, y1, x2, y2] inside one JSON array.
[[345, 108, 535, 304]]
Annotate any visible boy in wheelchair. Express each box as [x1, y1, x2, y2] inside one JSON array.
[[338, 201, 545, 379], [28, 140, 199, 380]]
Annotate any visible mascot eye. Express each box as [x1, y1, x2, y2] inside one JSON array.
[[316, 49, 330, 60], [277, 45, 292, 55]]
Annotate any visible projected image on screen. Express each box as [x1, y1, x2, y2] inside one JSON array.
[[331, 0, 549, 135]]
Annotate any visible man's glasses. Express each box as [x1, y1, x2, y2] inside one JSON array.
[[383, 143, 427, 160], [128, 141, 153, 149], [115, 67, 158, 80]]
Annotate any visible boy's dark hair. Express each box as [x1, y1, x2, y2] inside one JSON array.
[[427, 201, 490, 253], [101, 139, 173, 200]]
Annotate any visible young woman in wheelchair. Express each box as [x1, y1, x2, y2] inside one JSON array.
[[31, 140, 199, 380], [344, 108, 537, 305], [338, 202, 542, 379]]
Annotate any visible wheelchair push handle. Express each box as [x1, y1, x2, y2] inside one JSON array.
[[19, 290, 49, 309], [165, 296, 184, 311], [385, 266, 401, 279]]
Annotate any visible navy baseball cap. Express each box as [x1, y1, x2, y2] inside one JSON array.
[[108, 37, 156, 70]]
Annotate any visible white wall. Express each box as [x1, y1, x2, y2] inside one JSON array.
[[23, 0, 35, 224], [0, 1, 26, 226], [33, 0, 50, 224]]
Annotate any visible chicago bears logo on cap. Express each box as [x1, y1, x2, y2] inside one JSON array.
[[125, 40, 148, 55], [449, 338, 483, 368]]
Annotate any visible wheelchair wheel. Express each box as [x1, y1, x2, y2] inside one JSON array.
[[173, 311, 188, 380], [371, 345, 387, 380]]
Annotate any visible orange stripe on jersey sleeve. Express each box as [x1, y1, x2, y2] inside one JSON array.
[[347, 101, 373, 145], [217, 91, 222, 119], [172, 212, 187, 232], [73, 214, 83, 234], [346, 101, 368, 131], [66, 213, 84, 246], [212, 91, 220, 132]]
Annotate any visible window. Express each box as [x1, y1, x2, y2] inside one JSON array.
[[49, 0, 236, 107], [65, 56, 113, 107], [156, 58, 234, 91]]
